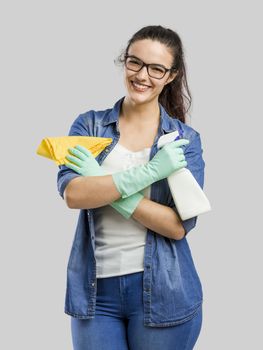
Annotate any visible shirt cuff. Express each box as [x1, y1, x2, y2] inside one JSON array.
[[181, 216, 198, 236]]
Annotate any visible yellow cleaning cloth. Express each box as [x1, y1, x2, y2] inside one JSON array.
[[36, 136, 113, 165]]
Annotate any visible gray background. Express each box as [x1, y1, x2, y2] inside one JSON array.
[[1, 0, 262, 348]]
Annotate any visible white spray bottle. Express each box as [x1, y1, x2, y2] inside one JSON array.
[[157, 130, 211, 220]]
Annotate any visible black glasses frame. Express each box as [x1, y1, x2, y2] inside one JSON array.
[[124, 54, 176, 79]]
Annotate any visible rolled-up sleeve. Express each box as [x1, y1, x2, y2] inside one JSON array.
[[57, 165, 80, 199], [167, 131, 206, 236], [57, 114, 90, 200]]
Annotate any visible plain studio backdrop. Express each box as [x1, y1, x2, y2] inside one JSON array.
[[1, 1, 262, 349]]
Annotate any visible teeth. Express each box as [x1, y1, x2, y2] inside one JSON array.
[[132, 81, 150, 90]]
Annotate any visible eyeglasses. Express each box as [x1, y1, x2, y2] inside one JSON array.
[[124, 54, 175, 80]]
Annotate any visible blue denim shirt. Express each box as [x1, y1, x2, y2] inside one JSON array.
[[57, 96, 205, 327]]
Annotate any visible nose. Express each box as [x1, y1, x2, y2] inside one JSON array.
[[135, 65, 149, 80]]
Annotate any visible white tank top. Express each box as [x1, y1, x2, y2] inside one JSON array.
[[93, 141, 151, 278]]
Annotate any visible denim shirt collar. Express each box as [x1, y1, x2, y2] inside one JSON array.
[[102, 96, 175, 133]]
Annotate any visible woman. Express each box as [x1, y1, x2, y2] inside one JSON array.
[[57, 25, 205, 350]]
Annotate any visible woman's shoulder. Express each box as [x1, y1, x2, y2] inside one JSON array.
[[69, 105, 114, 134], [75, 105, 113, 124], [168, 116, 202, 142], [70, 97, 124, 132]]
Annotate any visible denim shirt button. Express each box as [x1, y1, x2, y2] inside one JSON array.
[[91, 283, 95, 286]]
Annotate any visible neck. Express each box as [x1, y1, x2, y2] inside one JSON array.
[[120, 96, 160, 126]]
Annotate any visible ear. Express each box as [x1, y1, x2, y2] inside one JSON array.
[[164, 71, 177, 85]]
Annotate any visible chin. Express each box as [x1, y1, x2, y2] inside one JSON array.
[[129, 92, 148, 103], [126, 87, 152, 105], [129, 90, 159, 106]]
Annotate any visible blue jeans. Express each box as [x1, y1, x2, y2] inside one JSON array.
[[71, 271, 202, 350]]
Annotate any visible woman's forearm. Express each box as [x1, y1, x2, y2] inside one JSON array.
[[64, 175, 121, 209], [65, 175, 185, 240], [132, 198, 185, 240]]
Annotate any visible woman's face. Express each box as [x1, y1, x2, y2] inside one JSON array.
[[123, 39, 177, 105]]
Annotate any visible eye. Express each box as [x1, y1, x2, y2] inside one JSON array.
[[151, 65, 165, 73], [128, 59, 141, 65]]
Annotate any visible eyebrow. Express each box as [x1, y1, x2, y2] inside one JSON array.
[[127, 54, 167, 68]]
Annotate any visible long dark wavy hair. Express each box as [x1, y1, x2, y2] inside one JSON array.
[[114, 25, 192, 124]]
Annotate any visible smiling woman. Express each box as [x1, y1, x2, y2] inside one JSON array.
[[57, 24, 206, 350], [119, 39, 178, 114], [114, 27, 192, 124]]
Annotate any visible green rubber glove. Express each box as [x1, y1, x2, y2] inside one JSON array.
[[112, 138, 190, 198], [64, 145, 144, 219]]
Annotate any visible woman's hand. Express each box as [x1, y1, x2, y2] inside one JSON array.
[[112, 138, 190, 199], [64, 144, 144, 219], [148, 138, 189, 179], [65, 145, 104, 176]]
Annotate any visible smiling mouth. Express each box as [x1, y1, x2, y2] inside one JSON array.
[[130, 80, 151, 91]]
